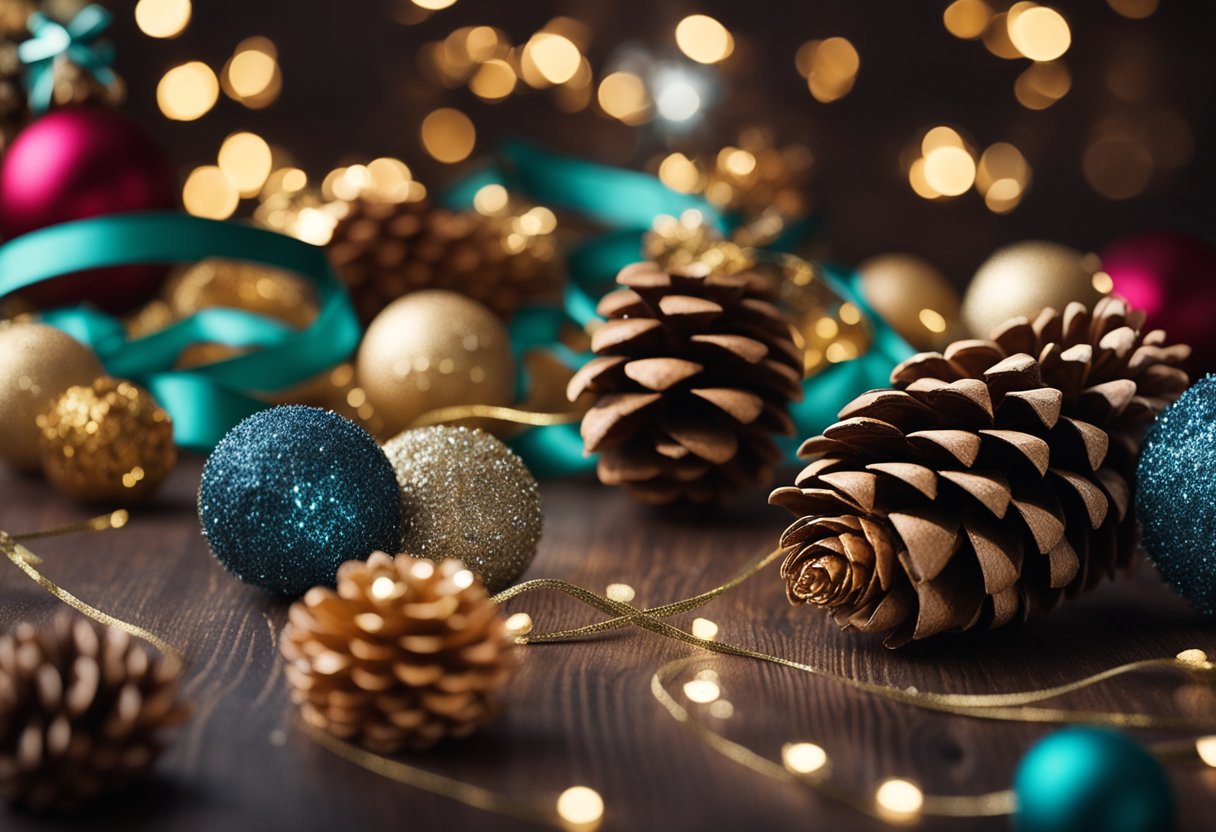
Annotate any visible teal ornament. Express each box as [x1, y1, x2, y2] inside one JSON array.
[[1137, 375, 1216, 615], [1013, 727, 1175, 832], [18, 5, 116, 113], [199, 407, 402, 597]]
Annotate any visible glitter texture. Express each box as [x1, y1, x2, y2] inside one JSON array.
[[1137, 375, 1216, 616], [198, 406, 402, 597], [382, 426, 542, 593]]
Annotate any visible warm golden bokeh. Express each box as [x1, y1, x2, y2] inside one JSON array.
[[157, 61, 219, 121], [420, 108, 477, 163], [134, 0, 191, 39]]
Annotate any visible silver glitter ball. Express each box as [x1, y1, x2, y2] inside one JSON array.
[[382, 425, 543, 592]]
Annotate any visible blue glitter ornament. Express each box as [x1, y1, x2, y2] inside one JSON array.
[[1137, 375, 1216, 616], [1013, 727, 1175, 832], [198, 406, 402, 597]]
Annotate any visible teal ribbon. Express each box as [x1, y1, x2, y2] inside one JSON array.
[[18, 4, 116, 114], [448, 139, 915, 475], [0, 213, 362, 451]]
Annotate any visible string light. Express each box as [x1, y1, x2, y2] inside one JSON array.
[[798, 37, 860, 103], [411, 0, 457, 9], [473, 183, 509, 215], [1008, 6, 1071, 61], [157, 61, 219, 121], [469, 58, 515, 100], [217, 132, 273, 197], [923, 146, 975, 197], [683, 678, 721, 703], [555, 786, 604, 830], [525, 33, 581, 85], [597, 72, 651, 124], [183, 166, 239, 219], [653, 68, 703, 123], [982, 13, 1022, 59], [782, 742, 829, 775], [134, 0, 191, 39], [1014, 60, 1071, 110], [606, 583, 636, 603], [1196, 737, 1216, 767], [674, 14, 734, 64], [875, 778, 925, 822], [691, 617, 719, 641], [222, 38, 282, 108], [420, 108, 476, 163], [943, 0, 992, 39]]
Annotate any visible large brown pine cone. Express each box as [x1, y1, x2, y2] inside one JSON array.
[[281, 552, 518, 753], [771, 298, 1189, 646], [327, 198, 560, 324], [567, 261, 804, 505], [0, 615, 187, 811]]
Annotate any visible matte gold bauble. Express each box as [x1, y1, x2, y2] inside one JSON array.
[[356, 290, 515, 438], [962, 241, 1105, 337], [856, 253, 963, 350], [382, 425, 542, 593], [0, 322, 105, 471], [37, 378, 176, 503]]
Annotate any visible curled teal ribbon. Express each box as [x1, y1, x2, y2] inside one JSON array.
[[0, 213, 362, 451], [449, 139, 915, 473], [18, 4, 116, 113]]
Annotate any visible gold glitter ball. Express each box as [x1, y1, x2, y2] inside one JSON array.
[[382, 425, 542, 593], [0, 322, 105, 471], [37, 378, 177, 503]]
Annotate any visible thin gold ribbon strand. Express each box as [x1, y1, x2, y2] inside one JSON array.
[[409, 405, 582, 429]]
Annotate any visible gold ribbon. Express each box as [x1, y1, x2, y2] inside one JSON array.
[[408, 405, 582, 429]]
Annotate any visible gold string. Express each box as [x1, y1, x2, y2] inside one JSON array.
[[301, 722, 564, 828], [9, 509, 129, 542], [0, 514, 182, 672], [409, 405, 581, 429]]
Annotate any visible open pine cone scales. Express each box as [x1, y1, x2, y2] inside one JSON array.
[[281, 552, 518, 753], [567, 261, 804, 505], [772, 298, 1189, 646], [0, 615, 187, 811]]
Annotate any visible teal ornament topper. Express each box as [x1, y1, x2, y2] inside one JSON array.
[[18, 4, 117, 113]]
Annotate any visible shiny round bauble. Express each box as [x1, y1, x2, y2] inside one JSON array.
[[163, 258, 318, 328], [1136, 375, 1216, 616], [1101, 231, 1216, 375], [0, 107, 177, 312], [962, 241, 1106, 338], [856, 253, 962, 350], [1013, 727, 1174, 832], [198, 406, 402, 597], [0, 322, 105, 471], [383, 425, 542, 593], [356, 290, 516, 438], [37, 377, 176, 503]]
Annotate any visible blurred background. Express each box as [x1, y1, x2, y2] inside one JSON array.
[[72, 0, 1216, 285]]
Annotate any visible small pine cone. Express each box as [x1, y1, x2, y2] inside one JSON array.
[[772, 298, 1190, 646], [0, 615, 187, 811], [567, 261, 804, 505], [281, 552, 518, 753], [327, 198, 560, 324]]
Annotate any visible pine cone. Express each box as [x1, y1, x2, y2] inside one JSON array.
[[327, 197, 560, 324], [772, 298, 1190, 646], [567, 260, 804, 505], [281, 552, 518, 753], [0, 615, 187, 811]]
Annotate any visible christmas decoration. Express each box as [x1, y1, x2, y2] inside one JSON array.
[[36, 377, 175, 503], [0, 2, 32, 154], [281, 552, 518, 753], [855, 253, 963, 350], [383, 426, 542, 593], [159, 258, 318, 330], [0, 614, 187, 812], [327, 195, 560, 325], [1013, 727, 1174, 832], [0, 106, 175, 311], [0, 321, 103, 471], [1101, 231, 1216, 376], [567, 260, 803, 505], [961, 241, 1106, 339], [772, 298, 1189, 645], [1137, 375, 1216, 616], [356, 290, 516, 439], [198, 406, 402, 597]]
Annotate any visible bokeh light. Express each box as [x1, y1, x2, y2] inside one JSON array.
[[943, 0, 992, 39], [411, 0, 457, 9], [222, 38, 282, 109], [157, 61, 219, 121], [1107, 0, 1158, 18], [675, 14, 734, 64], [1014, 60, 1071, 109], [217, 131, 273, 197], [798, 37, 860, 103], [183, 166, 239, 219], [556, 786, 604, 829], [469, 58, 516, 100], [1008, 6, 1071, 61], [525, 32, 581, 85], [134, 0, 191, 39], [420, 108, 476, 163], [658, 153, 701, 193], [597, 72, 651, 124], [923, 146, 975, 197], [875, 779, 924, 822]]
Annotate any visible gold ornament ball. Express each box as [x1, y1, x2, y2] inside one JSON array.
[[856, 253, 963, 350], [37, 378, 177, 503], [0, 322, 105, 471], [356, 290, 516, 437], [164, 258, 318, 328], [382, 425, 542, 593], [962, 241, 1106, 337]]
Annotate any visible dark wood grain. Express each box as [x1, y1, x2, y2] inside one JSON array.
[[1, 457, 1213, 831]]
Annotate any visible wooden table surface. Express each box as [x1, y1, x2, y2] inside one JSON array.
[[1, 457, 1213, 831]]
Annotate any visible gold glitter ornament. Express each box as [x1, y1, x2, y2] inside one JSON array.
[[962, 241, 1107, 337], [356, 290, 516, 438], [37, 378, 176, 503], [0, 322, 105, 471], [382, 426, 542, 593], [856, 253, 964, 350], [161, 258, 318, 329]]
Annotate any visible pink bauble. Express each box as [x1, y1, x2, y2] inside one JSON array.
[[1102, 231, 1216, 376], [0, 106, 177, 312]]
